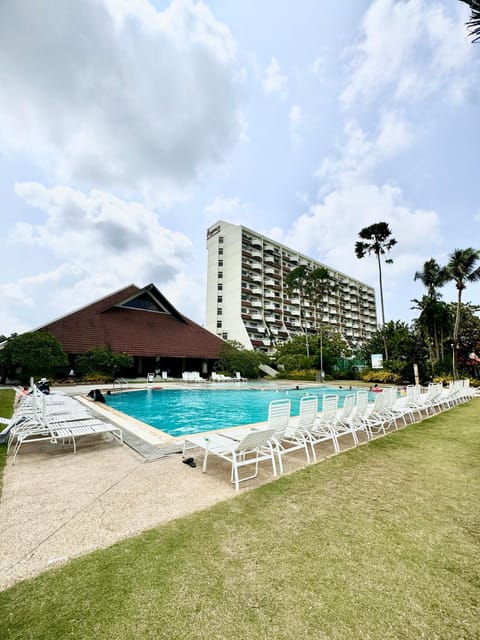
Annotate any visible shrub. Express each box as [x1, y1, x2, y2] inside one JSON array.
[[76, 347, 133, 377], [82, 372, 114, 384], [275, 369, 318, 381], [361, 369, 402, 384], [0, 331, 68, 384]]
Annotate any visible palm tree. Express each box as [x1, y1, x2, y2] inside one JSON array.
[[355, 222, 397, 327], [285, 265, 310, 356], [445, 247, 480, 376], [304, 267, 332, 327], [413, 259, 449, 361], [304, 267, 338, 378], [459, 0, 480, 42]]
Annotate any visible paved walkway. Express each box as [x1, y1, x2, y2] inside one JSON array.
[[0, 431, 335, 591], [0, 381, 360, 591]]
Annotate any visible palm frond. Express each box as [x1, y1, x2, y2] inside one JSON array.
[[460, 0, 480, 43]]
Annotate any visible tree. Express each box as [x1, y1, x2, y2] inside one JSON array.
[[76, 346, 133, 378], [360, 321, 427, 383], [448, 303, 480, 362], [445, 248, 480, 376], [304, 267, 338, 378], [274, 331, 349, 376], [411, 296, 452, 367], [355, 222, 397, 327], [0, 331, 68, 384], [285, 265, 311, 356], [216, 340, 267, 379], [413, 259, 449, 362], [459, 0, 480, 42]]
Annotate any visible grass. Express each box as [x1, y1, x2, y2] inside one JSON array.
[[1, 399, 479, 639], [0, 389, 15, 493]]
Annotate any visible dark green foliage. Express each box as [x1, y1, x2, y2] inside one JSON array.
[[75, 347, 133, 378], [274, 331, 349, 375], [0, 331, 68, 384], [445, 248, 480, 375], [355, 221, 397, 326], [460, 0, 480, 42], [359, 321, 426, 383], [215, 340, 267, 379]]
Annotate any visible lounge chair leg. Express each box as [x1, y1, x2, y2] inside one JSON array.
[[202, 449, 209, 473]]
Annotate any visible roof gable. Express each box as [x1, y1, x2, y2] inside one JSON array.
[[37, 283, 224, 358]]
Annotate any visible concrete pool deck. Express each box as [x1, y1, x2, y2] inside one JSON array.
[[0, 381, 366, 591]]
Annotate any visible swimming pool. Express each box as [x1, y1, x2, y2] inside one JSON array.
[[106, 386, 371, 437]]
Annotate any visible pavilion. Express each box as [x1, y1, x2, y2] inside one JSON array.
[[37, 283, 225, 379]]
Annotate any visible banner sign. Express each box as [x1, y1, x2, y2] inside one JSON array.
[[371, 354, 383, 369]]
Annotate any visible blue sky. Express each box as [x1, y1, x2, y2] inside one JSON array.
[[1, 0, 479, 336]]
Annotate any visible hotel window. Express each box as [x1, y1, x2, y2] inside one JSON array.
[[217, 308, 222, 315], [218, 283, 223, 291], [218, 247, 224, 255], [222, 332, 228, 339], [218, 259, 223, 267], [218, 272, 223, 279], [217, 295, 222, 303], [219, 236, 224, 244], [217, 321, 222, 328]]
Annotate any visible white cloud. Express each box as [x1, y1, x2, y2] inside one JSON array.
[[203, 195, 250, 225], [278, 182, 442, 320], [0, 0, 243, 204], [262, 57, 288, 98], [6, 182, 194, 328], [162, 271, 207, 326], [289, 104, 303, 146], [310, 56, 325, 79], [375, 110, 413, 158], [317, 111, 412, 191], [341, 0, 476, 108]]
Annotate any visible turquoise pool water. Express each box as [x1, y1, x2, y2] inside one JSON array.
[[106, 385, 371, 437]]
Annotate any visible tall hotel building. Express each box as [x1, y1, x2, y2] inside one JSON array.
[[206, 220, 378, 352]]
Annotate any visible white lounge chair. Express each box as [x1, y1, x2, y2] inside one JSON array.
[[183, 427, 280, 491], [296, 395, 337, 460], [223, 399, 310, 473], [267, 398, 310, 471], [48, 418, 123, 454]]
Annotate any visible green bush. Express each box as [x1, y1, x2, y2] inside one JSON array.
[[275, 369, 318, 381], [82, 372, 114, 384], [361, 369, 402, 384], [433, 375, 480, 388], [276, 354, 315, 372], [76, 347, 133, 377], [0, 331, 68, 384]]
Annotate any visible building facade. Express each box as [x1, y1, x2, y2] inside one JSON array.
[[206, 220, 378, 352], [38, 283, 225, 378]]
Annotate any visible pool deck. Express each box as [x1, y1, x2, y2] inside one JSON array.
[[0, 380, 368, 591]]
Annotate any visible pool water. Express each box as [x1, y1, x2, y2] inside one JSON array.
[[106, 386, 371, 437]]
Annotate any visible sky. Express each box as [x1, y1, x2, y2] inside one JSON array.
[[1, 0, 479, 337]]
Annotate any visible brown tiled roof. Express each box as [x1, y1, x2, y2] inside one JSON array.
[[38, 283, 225, 359]]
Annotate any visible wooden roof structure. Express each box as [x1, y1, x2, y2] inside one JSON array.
[[38, 283, 225, 359]]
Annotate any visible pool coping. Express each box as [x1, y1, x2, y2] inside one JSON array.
[[72, 381, 366, 461]]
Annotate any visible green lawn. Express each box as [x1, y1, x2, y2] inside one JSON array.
[[1, 398, 479, 639]]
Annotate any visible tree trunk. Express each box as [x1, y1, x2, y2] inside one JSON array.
[[376, 252, 388, 360], [452, 288, 462, 378], [376, 252, 386, 325]]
